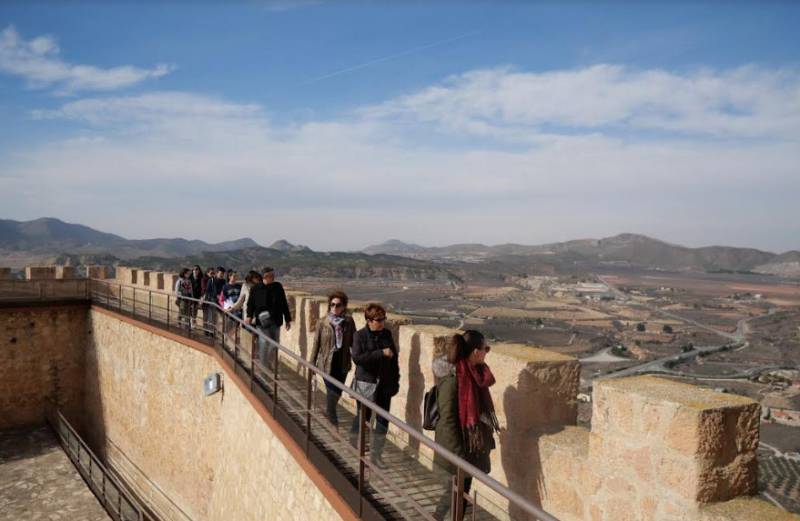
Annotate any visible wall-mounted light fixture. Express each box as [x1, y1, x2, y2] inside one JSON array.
[[203, 373, 222, 397]]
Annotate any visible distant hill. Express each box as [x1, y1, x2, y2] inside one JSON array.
[[363, 233, 796, 275], [268, 239, 312, 253], [128, 247, 462, 282], [0, 217, 260, 262]]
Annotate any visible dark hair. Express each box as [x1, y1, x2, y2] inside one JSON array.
[[216, 266, 226, 273], [447, 330, 485, 364], [206, 267, 215, 275], [192, 265, 202, 272], [226, 269, 237, 281], [364, 303, 386, 321], [262, 266, 274, 274], [246, 270, 261, 284], [328, 290, 348, 307], [179, 268, 190, 278]]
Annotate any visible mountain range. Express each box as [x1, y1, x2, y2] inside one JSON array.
[[362, 234, 800, 277], [1, 218, 798, 278]]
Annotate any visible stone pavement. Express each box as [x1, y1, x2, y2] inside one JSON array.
[[0, 425, 110, 521]]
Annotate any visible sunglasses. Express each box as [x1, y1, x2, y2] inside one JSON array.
[[370, 317, 387, 323], [330, 302, 345, 309]]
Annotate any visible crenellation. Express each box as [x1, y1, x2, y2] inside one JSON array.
[[55, 266, 77, 279], [25, 266, 57, 280]]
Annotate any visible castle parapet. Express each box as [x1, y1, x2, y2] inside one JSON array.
[[538, 375, 775, 521], [25, 266, 57, 279]]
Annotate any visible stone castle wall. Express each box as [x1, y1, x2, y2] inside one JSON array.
[[83, 308, 349, 521], [0, 303, 88, 429]]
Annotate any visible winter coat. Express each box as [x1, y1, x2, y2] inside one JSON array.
[[246, 281, 292, 328], [433, 356, 465, 474], [350, 326, 400, 398], [229, 282, 252, 319], [432, 356, 493, 475], [311, 315, 356, 376]]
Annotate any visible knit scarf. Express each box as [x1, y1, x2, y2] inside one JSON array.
[[456, 359, 499, 453], [327, 313, 345, 349]]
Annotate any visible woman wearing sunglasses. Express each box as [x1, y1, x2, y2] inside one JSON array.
[[310, 290, 356, 427], [349, 303, 399, 469], [432, 330, 499, 520]]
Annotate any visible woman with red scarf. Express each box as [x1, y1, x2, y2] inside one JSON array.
[[432, 330, 499, 520]]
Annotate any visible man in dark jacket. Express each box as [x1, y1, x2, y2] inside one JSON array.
[[349, 303, 399, 468], [202, 266, 226, 337], [246, 267, 292, 371]]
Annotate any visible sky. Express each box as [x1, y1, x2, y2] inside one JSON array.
[[1, 1, 799, 252]]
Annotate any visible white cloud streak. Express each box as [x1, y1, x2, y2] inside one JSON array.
[[364, 64, 800, 140], [0, 25, 172, 94], [5, 64, 800, 251]]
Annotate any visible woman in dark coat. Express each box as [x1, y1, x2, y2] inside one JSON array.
[[310, 290, 356, 427], [349, 303, 399, 468], [433, 330, 499, 520]]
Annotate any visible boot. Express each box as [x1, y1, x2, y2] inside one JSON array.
[[370, 429, 388, 469]]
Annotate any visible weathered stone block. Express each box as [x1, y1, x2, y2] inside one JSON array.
[[25, 266, 56, 280], [86, 265, 109, 279], [592, 376, 760, 504], [55, 266, 78, 279]]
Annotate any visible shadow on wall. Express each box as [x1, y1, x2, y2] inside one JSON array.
[[292, 295, 308, 365], [80, 310, 109, 461], [500, 367, 567, 521], [404, 332, 424, 454]]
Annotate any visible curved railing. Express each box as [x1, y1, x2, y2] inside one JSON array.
[[88, 278, 560, 521]]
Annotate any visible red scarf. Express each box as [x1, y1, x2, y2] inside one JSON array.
[[456, 359, 497, 432]]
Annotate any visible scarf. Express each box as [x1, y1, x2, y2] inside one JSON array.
[[327, 313, 345, 349], [456, 359, 499, 453]]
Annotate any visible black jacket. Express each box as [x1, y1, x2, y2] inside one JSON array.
[[246, 281, 292, 327], [204, 276, 225, 301], [190, 275, 203, 299], [351, 327, 400, 397]]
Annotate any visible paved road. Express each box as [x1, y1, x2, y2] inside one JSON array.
[[595, 275, 752, 379]]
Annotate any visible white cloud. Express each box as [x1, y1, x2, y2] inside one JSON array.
[[363, 65, 800, 140], [5, 64, 800, 251], [0, 25, 172, 93]]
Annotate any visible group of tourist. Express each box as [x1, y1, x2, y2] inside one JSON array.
[[174, 267, 498, 520]]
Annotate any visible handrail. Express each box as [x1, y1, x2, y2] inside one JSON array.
[[88, 278, 560, 521], [48, 408, 151, 521]]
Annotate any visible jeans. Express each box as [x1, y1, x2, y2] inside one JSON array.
[[324, 350, 346, 424], [351, 390, 391, 435], [257, 324, 280, 372]]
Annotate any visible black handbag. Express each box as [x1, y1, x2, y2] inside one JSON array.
[[422, 385, 439, 431]]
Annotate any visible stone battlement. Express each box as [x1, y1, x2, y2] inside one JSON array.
[[0, 266, 796, 520]]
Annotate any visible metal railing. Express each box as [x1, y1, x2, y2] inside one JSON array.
[[49, 409, 151, 521], [86, 278, 559, 521]]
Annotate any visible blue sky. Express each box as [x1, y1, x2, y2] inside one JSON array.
[[1, 1, 799, 251]]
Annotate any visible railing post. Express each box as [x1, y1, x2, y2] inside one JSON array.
[[454, 467, 466, 521], [166, 296, 170, 329], [106, 281, 110, 307], [132, 288, 136, 318], [148, 291, 152, 323], [306, 369, 312, 455], [250, 332, 255, 392], [222, 309, 227, 350], [272, 343, 279, 414], [118, 284, 122, 313], [358, 404, 367, 518]]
